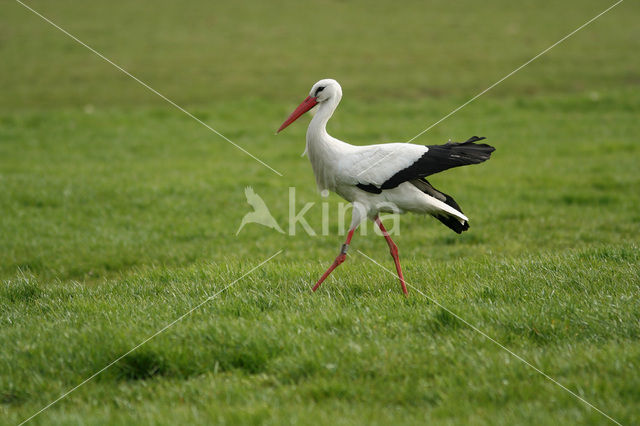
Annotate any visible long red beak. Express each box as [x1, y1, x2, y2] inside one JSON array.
[[277, 96, 318, 133]]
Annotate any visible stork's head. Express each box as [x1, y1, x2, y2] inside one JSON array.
[[309, 79, 342, 103], [277, 79, 342, 133]]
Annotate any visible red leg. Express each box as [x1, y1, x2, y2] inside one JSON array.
[[312, 228, 355, 292], [375, 216, 408, 295]]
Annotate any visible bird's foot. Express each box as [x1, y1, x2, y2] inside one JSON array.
[[312, 246, 349, 292], [399, 276, 408, 296]]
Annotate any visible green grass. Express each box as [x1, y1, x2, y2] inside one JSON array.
[[1, 0, 639, 424]]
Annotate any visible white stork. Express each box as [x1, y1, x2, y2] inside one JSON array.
[[277, 79, 495, 295]]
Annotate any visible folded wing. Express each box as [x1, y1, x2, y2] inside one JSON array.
[[346, 136, 495, 193]]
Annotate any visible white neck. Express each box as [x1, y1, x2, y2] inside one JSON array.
[[304, 93, 351, 191], [307, 94, 341, 144]]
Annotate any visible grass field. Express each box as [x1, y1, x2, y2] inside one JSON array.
[[1, 0, 639, 424]]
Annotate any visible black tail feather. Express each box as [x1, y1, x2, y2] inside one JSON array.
[[409, 179, 470, 234], [433, 213, 469, 234]]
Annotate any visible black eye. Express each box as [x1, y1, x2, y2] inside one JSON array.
[[314, 86, 325, 96]]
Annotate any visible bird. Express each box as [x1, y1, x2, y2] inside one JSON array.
[[236, 186, 284, 235], [277, 79, 495, 295]]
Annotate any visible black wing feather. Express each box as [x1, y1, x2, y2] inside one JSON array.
[[356, 183, 382, 194], [380, 136, 495, 190]]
